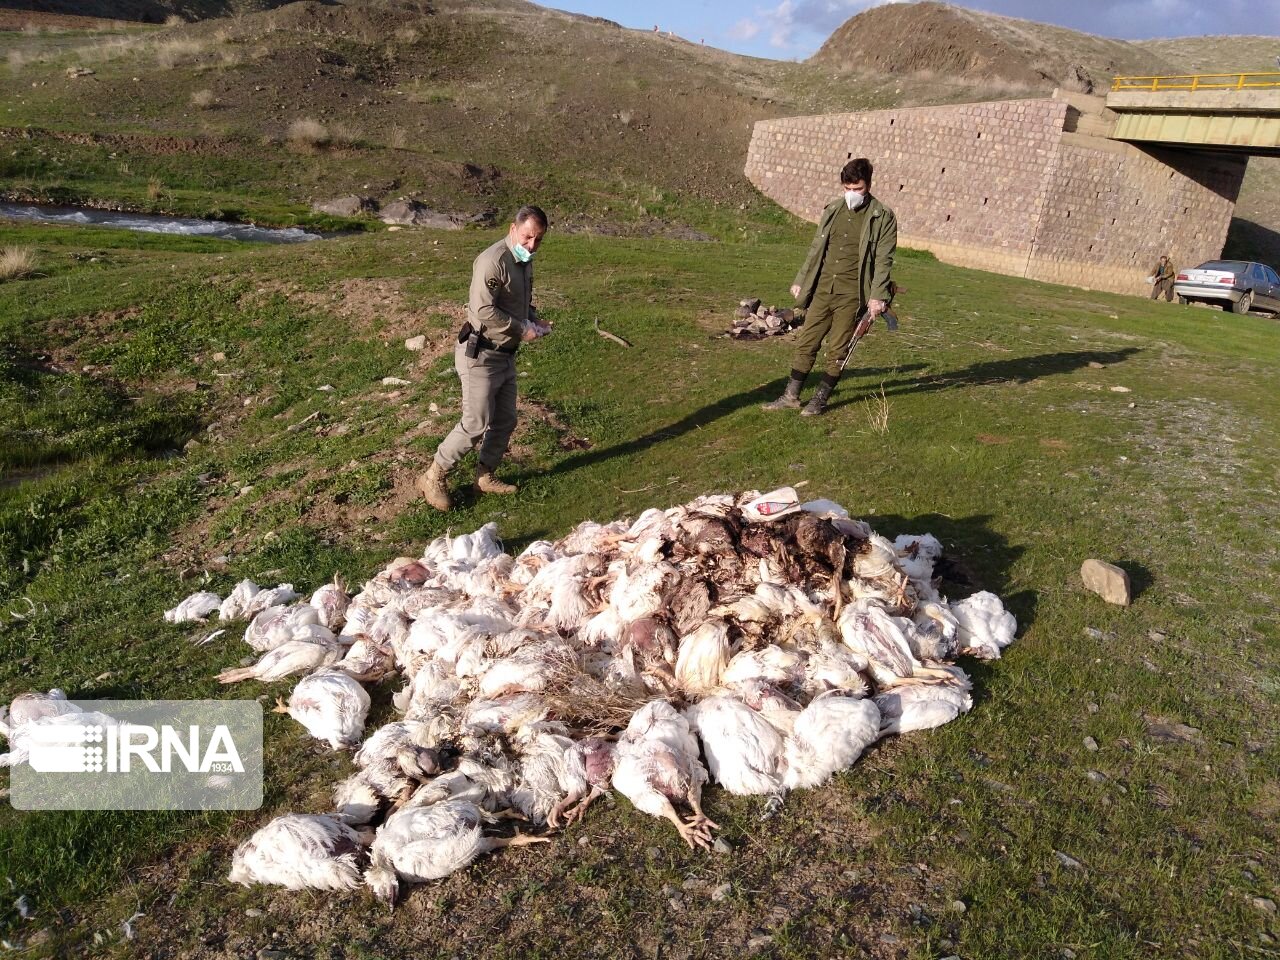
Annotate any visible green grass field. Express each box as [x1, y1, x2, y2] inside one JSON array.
[[0, 217, 1277, 958]]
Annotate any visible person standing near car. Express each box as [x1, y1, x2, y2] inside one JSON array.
[[416, 205, 551, 511], [1150, 254, 1176, 302], [762, 157, 897, 417]]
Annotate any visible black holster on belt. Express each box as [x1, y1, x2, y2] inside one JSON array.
[[459, 321, 485, 358]]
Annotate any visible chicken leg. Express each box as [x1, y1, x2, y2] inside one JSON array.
[[485, 830, 551, 850], [686, 782, 720, 833]]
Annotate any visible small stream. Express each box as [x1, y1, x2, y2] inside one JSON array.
[[0, 202, 324, 244]]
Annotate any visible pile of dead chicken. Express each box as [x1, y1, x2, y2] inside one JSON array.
[[3, 491, 1016, 906]]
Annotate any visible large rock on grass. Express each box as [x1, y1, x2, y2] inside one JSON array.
[[311, 196, 377, 217], [1080, 559, 1130, 606], [378, 200, 462, 229]]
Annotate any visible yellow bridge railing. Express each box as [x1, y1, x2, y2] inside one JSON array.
[[1111, 72, 1280, 92]]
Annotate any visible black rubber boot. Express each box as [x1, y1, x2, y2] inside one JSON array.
[[762, 374, 805, 411], [800, 377, 836, 416]]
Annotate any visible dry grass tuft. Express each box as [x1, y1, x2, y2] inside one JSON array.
[[155, 37, 203, 69], [287, 118, 332, 151], [147, 176, 163, 200], [0, 247, 37, 282], [541, 659, 653, 733], [387, 125, 408, 149], [864, 382, 891, 435], [190, 88, 216, 109]]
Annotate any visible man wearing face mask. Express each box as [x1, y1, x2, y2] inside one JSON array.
[[417, 205, 552, 511], [762, 157, 897, 416]]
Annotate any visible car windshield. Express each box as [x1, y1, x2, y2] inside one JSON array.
[[1196, 260, 1249, 273]]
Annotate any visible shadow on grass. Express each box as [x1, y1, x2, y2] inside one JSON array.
[[539, 379, 782, 479], [1114, 559, 1153, 602], [829, 347, 1143, 411]]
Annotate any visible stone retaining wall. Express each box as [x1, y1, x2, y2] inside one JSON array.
[[745, 98, 1248, 296]]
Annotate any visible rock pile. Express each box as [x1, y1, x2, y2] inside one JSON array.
[[728, 298, 803, 340]]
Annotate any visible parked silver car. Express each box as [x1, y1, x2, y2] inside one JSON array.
[[1173, 260, 1280, 314]]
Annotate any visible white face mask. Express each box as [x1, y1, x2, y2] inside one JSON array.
[[844, 189, 867, 210]]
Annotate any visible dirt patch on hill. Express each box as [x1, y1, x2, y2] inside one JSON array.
[[247, 277, 464, 359]]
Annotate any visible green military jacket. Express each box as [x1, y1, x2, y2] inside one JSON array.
[[792, 195, 897, 310], [468, 236, 535, 352]]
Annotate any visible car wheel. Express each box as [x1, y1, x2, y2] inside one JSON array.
[[1233, 290, 1253, 314], [1177, 295, 1188, 305]]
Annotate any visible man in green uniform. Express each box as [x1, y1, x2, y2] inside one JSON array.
[[417, 205, 551, 511], [1149, 255, 1175, 302], [763, 158, 897, 417]]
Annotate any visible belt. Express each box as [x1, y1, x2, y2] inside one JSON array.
[[458, 322, 518, 355]]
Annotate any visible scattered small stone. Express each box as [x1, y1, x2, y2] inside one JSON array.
[[381, 376, 411, 386], [316, 384, 335, 392], [1054, 850, 1085, 871], [1253, 898, 1277, 916], [1087, 361, 1104, 369], [1128, 402, 1135, 409], [576, 835, 590, 846], [645, 846, 660, 859], [1086, 770, 1107, 783], [1145, 718, 1202, 744], [1142, 659, 1160, 673], [94, 671, 113, 683], [1083, 627, 1104, 640], [1087, 702, 1099, 714], [711, 883, 732, 902], [1083, 736, 1099, 751], [1147, 783, 1174, 808], [746, 935, 773, 953], [1060, 950, 1077, 960], [428, 402, 440, 414], [256, 950, 287, 960], [659, 884, 679, 898], [212, 352, 227, 362], [667, 897, 682, 911], [65, 66, 95, 78], [712, 837, 733, 855], [1148, 630, 1167, 642], [878, 933, 901, 945], [244, 908, 264, 918], [948, 899, 967, 914], [404, 335, 426, 351], [1080, 559, 1131, 606], [238, 485, 253, 497], [1109, 385, 1131, 393]]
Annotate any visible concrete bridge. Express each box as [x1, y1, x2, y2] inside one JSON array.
[[1105, 73, 1280, 157]]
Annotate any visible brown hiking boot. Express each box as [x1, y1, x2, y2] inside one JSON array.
[[475, 470, 517, 495], [416, 461, 451, 511], [762, 376, 804, 411]]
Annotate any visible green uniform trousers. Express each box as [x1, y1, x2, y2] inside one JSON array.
[[791, 288, 864, 378], [433, 343, 518, 472]]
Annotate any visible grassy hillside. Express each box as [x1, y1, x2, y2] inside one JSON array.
[[1136, 35, 1280, 74], [0, 210, 1278, 958]]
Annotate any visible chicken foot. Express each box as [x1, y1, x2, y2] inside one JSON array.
[[547, 785, 606, 829]]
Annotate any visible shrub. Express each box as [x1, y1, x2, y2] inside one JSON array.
[[0, 247, 37, 282], [147, 176, 163, 200], [190, 88, 215, 109], [287, 118, 331, 151]]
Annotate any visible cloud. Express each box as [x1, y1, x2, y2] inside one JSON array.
[[727, 18, 762, 41]]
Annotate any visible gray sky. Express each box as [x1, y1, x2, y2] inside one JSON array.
[[550, 0, 1279, 60]]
